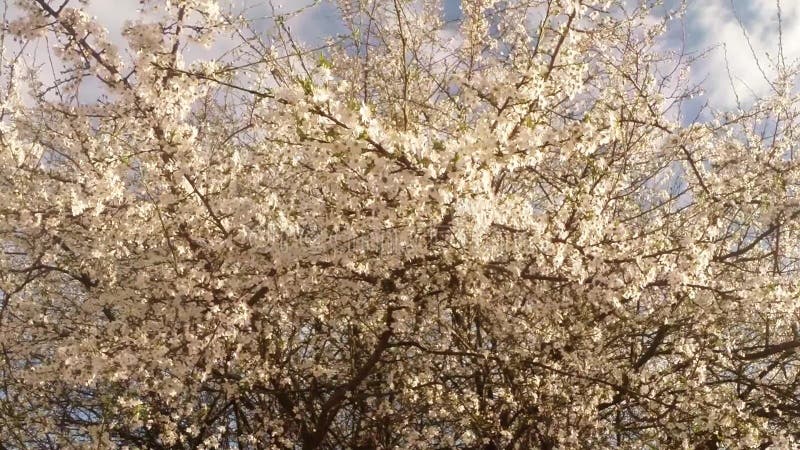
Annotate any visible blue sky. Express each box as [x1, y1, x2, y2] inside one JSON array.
[[59, 0, 800, 113], [681, 0, 798, 109], [275, 0, 797, 111]]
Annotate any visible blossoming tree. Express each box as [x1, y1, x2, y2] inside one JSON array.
[[2, 0, 800, 448]]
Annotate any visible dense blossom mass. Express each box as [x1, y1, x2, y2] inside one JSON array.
[[2, 0, 800, 448]]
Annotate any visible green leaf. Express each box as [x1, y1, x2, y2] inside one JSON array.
[[317, 54, 332, 69], [300, 78, 313, 95]]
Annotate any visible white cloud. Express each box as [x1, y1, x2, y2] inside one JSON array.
[[85, 0, 139, 48], [685, 0, 800, 109], [9, 0, 800, 113]]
